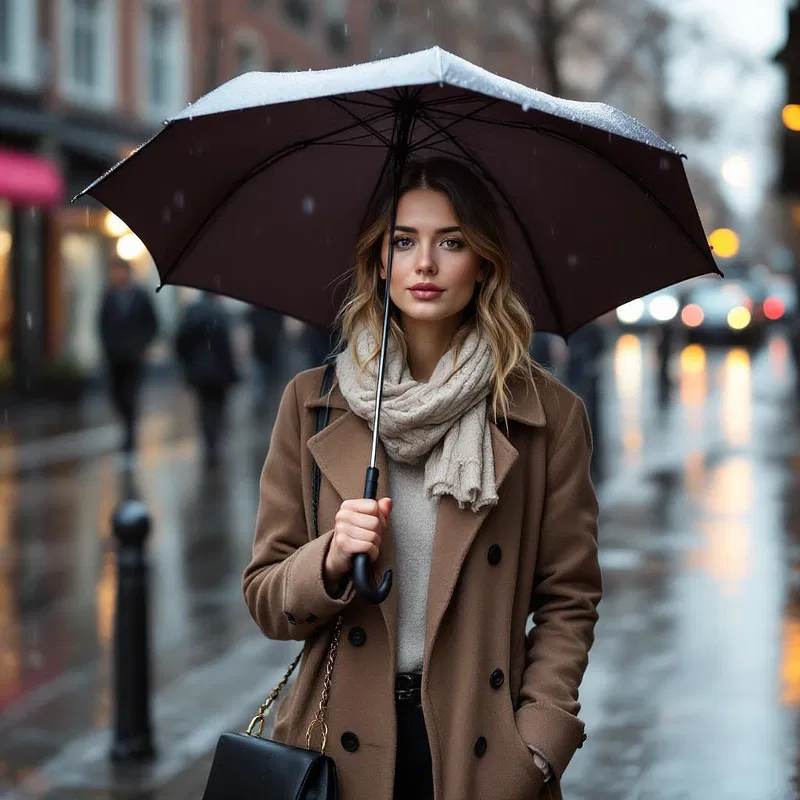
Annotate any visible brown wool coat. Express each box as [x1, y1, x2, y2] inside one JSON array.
[[243, 365, 602, 800]]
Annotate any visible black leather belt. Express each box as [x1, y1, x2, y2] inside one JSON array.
[[395, 673, 423, 705]]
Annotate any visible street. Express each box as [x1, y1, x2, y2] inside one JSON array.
[[0, 330, 799, 799]]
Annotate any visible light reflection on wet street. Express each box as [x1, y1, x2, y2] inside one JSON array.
[[0, 333, 799, 798]]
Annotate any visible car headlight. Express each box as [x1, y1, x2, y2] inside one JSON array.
[[727, 306, 751, 330], [616, 298, 645, 324], [649, 295, 679, 322]]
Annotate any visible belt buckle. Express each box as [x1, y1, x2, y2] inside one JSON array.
[[395, 674, 419, 704]]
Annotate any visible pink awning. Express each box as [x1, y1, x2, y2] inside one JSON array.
[[0, 146, 65, 208]]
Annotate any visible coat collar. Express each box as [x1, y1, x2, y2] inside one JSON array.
[[304, 367, 545, 667]]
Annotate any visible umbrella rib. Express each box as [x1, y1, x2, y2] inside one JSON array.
[[412, 100, 499, 151], [424, 110, 716, 271], [158, 109, 398, 288], [418, 110, 568, 336], [328, 97, 394, 147]]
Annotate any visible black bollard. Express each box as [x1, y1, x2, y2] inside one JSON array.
[[110, 500, 155, 762]]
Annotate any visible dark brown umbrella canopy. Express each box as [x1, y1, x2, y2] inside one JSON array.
[[79, 47, 719, 337]]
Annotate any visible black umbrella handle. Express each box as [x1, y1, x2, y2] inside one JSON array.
[[352, 466, 392, 604]]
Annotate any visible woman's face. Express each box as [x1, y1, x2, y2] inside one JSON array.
[[380, 188, 485, 328]]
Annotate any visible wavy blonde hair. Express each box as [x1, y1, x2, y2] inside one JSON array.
[[336, 157, 537, 423]]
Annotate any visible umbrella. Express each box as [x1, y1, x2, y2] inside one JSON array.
[[77, 47, 719, 603]]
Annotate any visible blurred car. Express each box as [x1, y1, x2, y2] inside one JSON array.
[[679, 279, 767, 347], [615, 290, 681, 331]]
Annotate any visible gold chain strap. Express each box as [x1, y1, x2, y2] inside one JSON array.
[[245, 614, 344, 756]]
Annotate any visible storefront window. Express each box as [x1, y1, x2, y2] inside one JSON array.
[[0, 200, 12, 361], [60, 229, 103, 369]]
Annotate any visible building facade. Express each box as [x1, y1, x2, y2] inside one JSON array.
[[0, 0, 371, 385]]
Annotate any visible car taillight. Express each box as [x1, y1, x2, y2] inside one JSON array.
[[681, 304, 704, 327], [763, 296, 785, 321]]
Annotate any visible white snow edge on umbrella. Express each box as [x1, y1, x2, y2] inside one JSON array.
[[171, 47, 678, 155]]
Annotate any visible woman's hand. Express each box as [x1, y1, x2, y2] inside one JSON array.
[[324, 498, 392, 583]]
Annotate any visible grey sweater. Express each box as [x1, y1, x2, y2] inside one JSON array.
[[387, 458, 439, 674]]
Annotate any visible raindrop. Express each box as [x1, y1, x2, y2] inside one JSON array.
[[162, 207, 172, 223], [173, 190, 185, 209], [26, 312, 32, 329], [521, 102, 530, 112], [660, 157, 671, 171], [550, 224, 556, 237], [567, 253, 579, 268], [426, 8, 431, 18], [302, 195, 316, 215]]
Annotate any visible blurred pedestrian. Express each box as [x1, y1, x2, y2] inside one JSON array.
[[530, 331, 556, 373], [299, 322, 337, 368], [97, 258, 158, 460], [243, 158, 601, 800], [565, 320, 605, 480], [175, 293, 240, 468], [248, 306, 284, 414]]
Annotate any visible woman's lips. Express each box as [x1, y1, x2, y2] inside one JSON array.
[[409, 288, 443, 301]]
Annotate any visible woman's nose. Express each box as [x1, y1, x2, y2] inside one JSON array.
[[416, 244, 437, 274]]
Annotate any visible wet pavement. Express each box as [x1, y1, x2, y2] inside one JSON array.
[[0, 330, 799, 798]]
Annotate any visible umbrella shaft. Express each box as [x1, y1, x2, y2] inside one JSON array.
[[368, 110, 415, 470]]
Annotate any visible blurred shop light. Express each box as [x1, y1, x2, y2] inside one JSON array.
[[782, 104, 800, 131], [681, 303, 704, 327], [104, 211, 129, 237], [616, 298, 645, 324], [721, 155, 751, 187], [116, 232, 147, 261], [648, 294, 679, 321], [708, 228, 740, 258], [0, 230, 10, 258], [727, 306, 751, 330], [763, 296, 786, 320]]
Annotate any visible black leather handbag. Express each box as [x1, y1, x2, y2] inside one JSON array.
[[203, 363, 340, 800]]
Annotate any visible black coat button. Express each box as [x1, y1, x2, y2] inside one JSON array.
[[474, 736, 487, 757], [490, 669, 505, 689], [487, 545, 502, 565], [348, 626, 367, 647], [341, 731, 359, 752], [285, 611, 297, 625]]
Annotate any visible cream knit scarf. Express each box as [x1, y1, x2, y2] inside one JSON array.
[[335, 325, 498, 512]]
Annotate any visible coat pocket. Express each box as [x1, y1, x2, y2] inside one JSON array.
[[492, 694, 547, 799]]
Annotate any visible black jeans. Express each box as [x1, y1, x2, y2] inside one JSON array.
[[108, 361, 143, 453], [393, 702, 433, 800]]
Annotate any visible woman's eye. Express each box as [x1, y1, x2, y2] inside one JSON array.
[[441, 238, 464, 250], [393, 237, 413, 248]]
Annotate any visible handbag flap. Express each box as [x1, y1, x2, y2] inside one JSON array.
[[203, 732, 337, 800]]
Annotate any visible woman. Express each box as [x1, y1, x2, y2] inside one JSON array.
[[243, 157, 602, 800]]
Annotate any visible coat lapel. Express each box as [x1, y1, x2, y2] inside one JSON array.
[[306, 408, 399, 660], [423, 424, 520, 665]]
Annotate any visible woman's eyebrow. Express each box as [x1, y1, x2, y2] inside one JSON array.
[[394, 225, 462, 234]]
